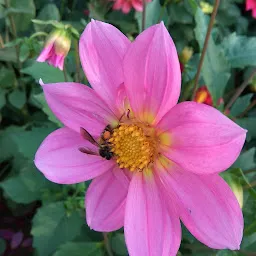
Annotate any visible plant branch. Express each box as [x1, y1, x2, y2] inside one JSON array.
[[103, 232, 113, 256], [244, 169, 256, 175], [225, 68, 256, 112], [244, 180, 256, 189], [237, 99, 256, 118], [74, 39, 81, 83], [191, 0, 220, 100], [4, 0, 22, 72], [142, 0, 146, 31], [63, 65, 68, 82]]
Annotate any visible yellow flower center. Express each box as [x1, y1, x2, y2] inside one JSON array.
[[109, 124, 158, 171]]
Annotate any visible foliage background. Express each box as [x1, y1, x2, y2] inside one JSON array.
[[0, 0, 256, 255]]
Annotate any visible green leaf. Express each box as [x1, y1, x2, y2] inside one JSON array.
[[244, 219, 256, 236], [0, 47, 17, 63], [33, 93, 62, 127], [21, 62, 72, 83], [8, 0, 36, 32], [0, 67, 16, 88], [111, 233, 128, 255], [53, 242, 103, 256], [11, 124, 56, 159], [8, 89, 26, 109], [230, 94, 253, 116], [241, 233, 256, 251], [136, 0, 168, 32], [221, 33, 256, 68], [216, 250, 240, 256], [238, 168, 256, 199], [31, 202, 84, 256], [0, 238, 6, 255], [0, 126, 21, 162], [0, 88, 6, 109], [232, 148, 256, 171], [194, 8, 230, 103], [19, 43, 30, 62], [236, 118, 256, 141], [168, 2, 193, 24], [0, 163, 55, 204], [37, 3, 60, 21]]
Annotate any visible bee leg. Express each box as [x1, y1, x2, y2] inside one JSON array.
[[127, 109, 131, 119]]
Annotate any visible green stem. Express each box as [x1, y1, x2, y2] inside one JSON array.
[[103, 233, 113, 256], [4, 0, 22, 73], [0, 34, 4, 48], [29, 32, 48, 39], [224, 68, 256, 112], [191, 0, 220, 100], [142, 0, 147, 31], [63, 65, 68, 82]]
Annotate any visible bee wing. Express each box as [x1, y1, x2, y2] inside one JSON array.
[[80, 127, 99, 146], [78, 147, 98, 156]]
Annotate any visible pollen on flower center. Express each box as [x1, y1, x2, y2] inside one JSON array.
[[109, 124, 158, 171]]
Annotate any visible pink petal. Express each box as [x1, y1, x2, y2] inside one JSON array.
[[132, 0, 143, 12], [0, 229, 15, 240], [11, 231, 24, 249], [158, 102, 246, 174], [157, 166, 243, 250], [122, 2, 132, 13], [123, 22, 181, 124], [124, 172, 180, 256], [37, 44, 54, 62], [246, 0, 256, 10], [21, 238, 33, 247], [42, 82, 116, 136], [252, 8, 256, 18], [79, 20, 130, 114], [85, 167, 130, 232], [35, 127, 115, 184], [113, 0, 122, 10], [55, 55, 65, 70]]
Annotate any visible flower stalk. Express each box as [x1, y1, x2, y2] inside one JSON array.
[[103, 232, 113, 256], [142, 0, 147, 31], [4, 0, 22, 72], [224, 68, 256, 112], [191, 0, 220, 100]]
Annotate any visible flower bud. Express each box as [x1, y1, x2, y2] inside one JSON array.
[[200, 1, 214, 14], [179, 47, 193, 64], [194, 86, 213, 106], [230, 181, 243, 209], [37, 29, 71, 70]]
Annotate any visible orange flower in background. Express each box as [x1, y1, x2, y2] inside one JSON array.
[[194, 86, 213, 106]]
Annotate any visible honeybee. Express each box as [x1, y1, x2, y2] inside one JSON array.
[[79, 125, 114, 160], [79, 110, 130, 160]]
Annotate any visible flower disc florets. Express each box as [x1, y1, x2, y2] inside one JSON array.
[[109, 123, 158, 171]]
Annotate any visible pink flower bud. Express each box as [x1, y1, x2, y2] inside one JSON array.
[[37, 30, 71, 70]]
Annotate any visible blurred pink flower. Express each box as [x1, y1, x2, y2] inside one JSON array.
[[35, 20, 246, 255], [37, 30, 71, 70], [112, 0, 151, 13], [246, 0, 256, 18]]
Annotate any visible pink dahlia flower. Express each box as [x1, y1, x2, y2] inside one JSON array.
[[37, 30, 71, 70], [35, 20, 246, 255], [112, 0, 151, 13], [246, 0, 256, 18]]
